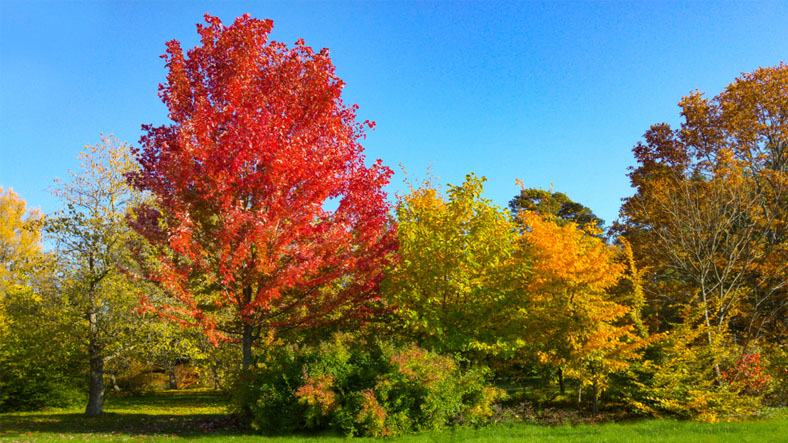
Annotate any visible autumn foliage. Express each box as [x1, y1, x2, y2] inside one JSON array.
[[615, 62, 788, 420], [128, 14, 396, 365], [2, 11, 787, 429]]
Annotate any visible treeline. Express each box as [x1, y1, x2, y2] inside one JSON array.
[[1, 14, 786, 437]]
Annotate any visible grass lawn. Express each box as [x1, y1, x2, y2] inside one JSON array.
[[1, 390, 787, 442]]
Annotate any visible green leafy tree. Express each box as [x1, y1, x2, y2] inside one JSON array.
[[509, 184, 604, 231], [48, 137, 147, 415], [386, 173, 525, 356]]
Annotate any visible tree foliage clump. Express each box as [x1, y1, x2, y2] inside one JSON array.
[[385, 173, 525, 356], [509, 184, 604, 231]]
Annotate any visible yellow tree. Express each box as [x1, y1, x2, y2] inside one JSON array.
[[0, 188, 84, 411], [0, 187, 44, 292], [385, 173, 525, 355], [0, 187, 47, 352], [0, 187, 42, 352]]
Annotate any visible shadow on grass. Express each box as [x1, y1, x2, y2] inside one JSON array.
[[0, 412, 252, 438]]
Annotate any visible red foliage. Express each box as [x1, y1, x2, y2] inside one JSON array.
[[722, 353, 772, 394], [128, 14, 396, 343]]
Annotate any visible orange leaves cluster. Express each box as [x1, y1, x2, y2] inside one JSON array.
[[519, 211, 623, 298]]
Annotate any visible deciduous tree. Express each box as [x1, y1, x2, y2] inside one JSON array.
[[617, 63, 788, 357], [49, 137, 143, 415], [509, 184, 604, 231], [128, 14, 396, 369], [0, 187, 45, 293], [515, 209, 646, 414], [386, 173, 523, 355]]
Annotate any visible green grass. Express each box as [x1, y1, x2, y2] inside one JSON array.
[[1, 390, 787, 441]]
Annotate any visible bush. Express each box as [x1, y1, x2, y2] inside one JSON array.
[[610, 327, 765, 422], [763, 344, 788, 406], [0, 285, 85, 412], [0, 366, 84, 412], [232, 333, 504, 437]]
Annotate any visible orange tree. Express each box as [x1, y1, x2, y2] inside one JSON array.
[[617, 63, 788, 357], [515, 210, 647, 414], [128, 15, 396, 369]]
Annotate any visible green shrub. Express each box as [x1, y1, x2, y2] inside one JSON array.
[[609, 327, 765, 422], [0, 357, 84, 412], [763, 344, 788, 407], [232, 333, 504, 437], [0, 286, 85, 412]]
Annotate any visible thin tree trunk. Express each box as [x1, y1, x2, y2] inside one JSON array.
[[701, 287, 724, 381], [211, 365, 221, 390], [242, 323, 253, 370], [241, 286, 254, 371], [85, 312, 104, 416], [592, 378, 600, 415], [558, 367, 565, 395], [110, 373, 120, 393]]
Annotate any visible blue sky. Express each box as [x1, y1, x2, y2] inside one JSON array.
[[1, 1, 786, 226]]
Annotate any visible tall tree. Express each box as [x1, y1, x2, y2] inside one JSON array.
[[128, 14, 396, 369], [515, 210, 646, 414], [49, 137, 142, 415], [617, 63, 788, 378]]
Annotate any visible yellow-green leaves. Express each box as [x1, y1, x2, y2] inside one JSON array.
[[387, 173, 523, 355]]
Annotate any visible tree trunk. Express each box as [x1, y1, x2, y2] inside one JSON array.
[[242, 323, 253, 370], [558, 367, 565, 395], [241, 286, 254, 371], [110, 373, 120, 393], [577, 383, 582, 406], [211, 365, 221, 390], [701, 285, 724, 382], [168, 366, 178, 390], [85, 312, 104, 416]]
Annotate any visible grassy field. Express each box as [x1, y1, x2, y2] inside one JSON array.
[[1, 390, 787, 442]]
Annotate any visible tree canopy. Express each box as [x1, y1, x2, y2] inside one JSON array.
[[128, 14, 397, 368]]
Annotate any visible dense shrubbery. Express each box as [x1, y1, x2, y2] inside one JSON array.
[[0, 286, 85, 412], [611, 331, 765, 422], [232, 333, 503, 437]]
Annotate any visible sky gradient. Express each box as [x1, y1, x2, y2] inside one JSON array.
[[1, 1, 787, 226]]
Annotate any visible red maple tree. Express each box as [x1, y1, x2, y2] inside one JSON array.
[[128, 14, 396, 368]]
